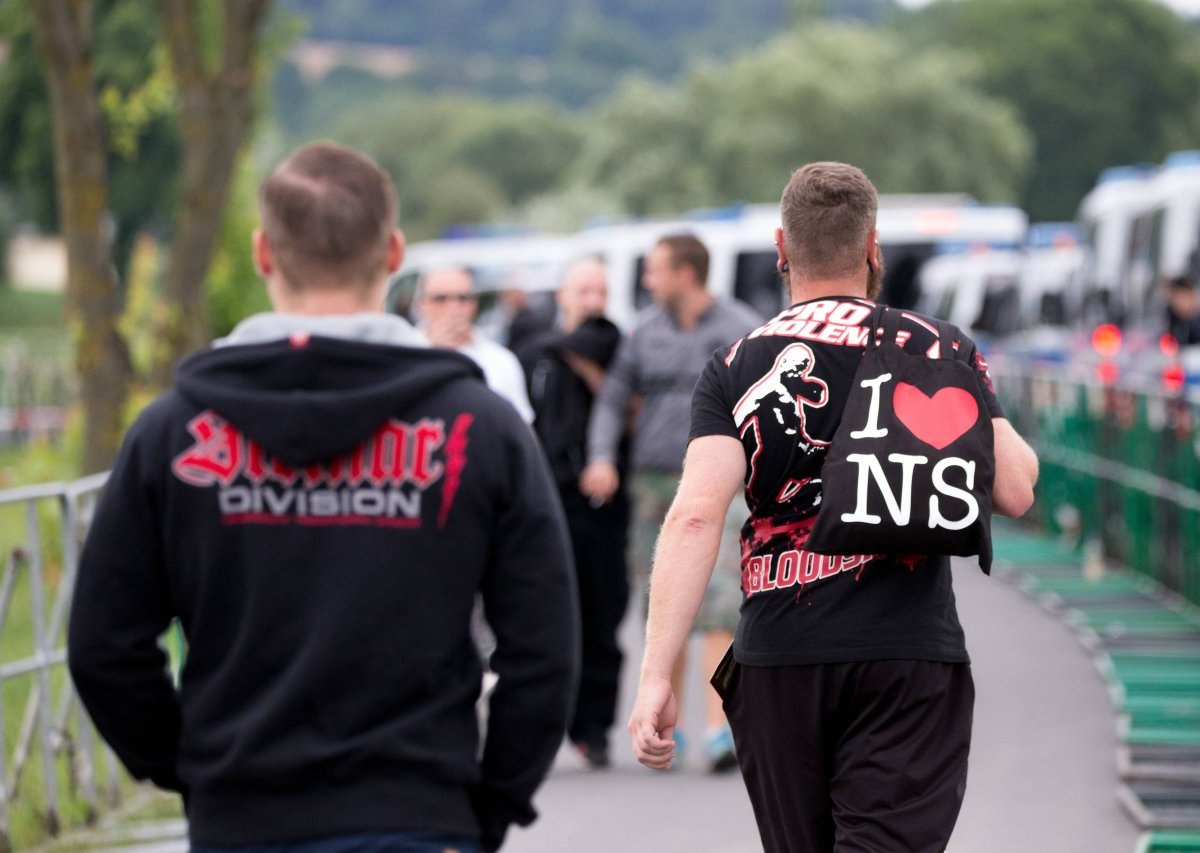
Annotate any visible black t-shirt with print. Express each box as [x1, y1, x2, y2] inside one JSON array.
[[689, 297, 1004, 666]]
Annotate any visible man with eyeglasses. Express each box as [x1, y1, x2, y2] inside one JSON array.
[[417, 266, 535, 423]]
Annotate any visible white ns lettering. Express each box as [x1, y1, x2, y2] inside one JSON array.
[[841, 453, 980, 531], [841, 452, 927, 525], [929, 458, 979, 530], [849, 373, 892, 439]]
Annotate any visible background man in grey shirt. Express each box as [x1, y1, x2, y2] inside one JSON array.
[[581, 233, 760, 772]]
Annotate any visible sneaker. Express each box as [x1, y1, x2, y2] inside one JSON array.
[[704, 726, 737, 774], [572, 738, 611, 770], [669, 730, 687, 770]]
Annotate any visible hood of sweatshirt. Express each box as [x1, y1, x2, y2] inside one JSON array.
[[213, 311, 431, 350], [175, 332, 484, 467], [552, 316, 621, 366]]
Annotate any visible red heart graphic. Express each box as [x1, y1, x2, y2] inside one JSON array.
[[892, 382, 979, 450]]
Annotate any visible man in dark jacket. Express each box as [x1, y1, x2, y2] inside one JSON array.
[[68, 142, 579, 853], [516, 258, 628, 769], [1166, 275, 1200, 346]]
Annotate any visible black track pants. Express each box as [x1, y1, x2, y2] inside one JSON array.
[[723, 659, 974, 853], [561, 488, 630, 749]]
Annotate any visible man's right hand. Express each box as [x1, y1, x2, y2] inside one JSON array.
[[422, 314, 472, 349], [628, 674, 678, 771], [579, 460, 620, 504]]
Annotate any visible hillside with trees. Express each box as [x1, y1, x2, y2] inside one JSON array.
[[276, 0, 900, 106], [3, 0, 1199, 475]]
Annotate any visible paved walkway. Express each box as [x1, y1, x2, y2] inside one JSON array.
[[505, 556, 1141, 853], [57, 552, 1142, 852]]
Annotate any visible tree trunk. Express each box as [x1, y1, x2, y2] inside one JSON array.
[[155, 0, 272, 383], [29, 0, 132, 474]]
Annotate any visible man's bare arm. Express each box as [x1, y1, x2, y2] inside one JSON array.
[[581, 337, 637, 503], [992, 417, 1038, 517], [562, 351, 606, 395]]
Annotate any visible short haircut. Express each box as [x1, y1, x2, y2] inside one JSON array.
[[657, 233, 709, 286], [562, 256, 606, 287], [259, 141, 397, 290], [780, 162, 878, 281]]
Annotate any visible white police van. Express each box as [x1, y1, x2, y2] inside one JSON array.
[[389, 196, 1028, 335]]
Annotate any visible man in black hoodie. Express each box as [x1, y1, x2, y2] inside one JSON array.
[[516, 258, 628, 770], [68, 142, 579, 853]]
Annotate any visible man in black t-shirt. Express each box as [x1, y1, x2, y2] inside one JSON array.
[[628, 162, 1039, 853]]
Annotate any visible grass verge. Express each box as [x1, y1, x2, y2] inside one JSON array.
[[0, 290, 64, 330], [0, 453, 140, 850]]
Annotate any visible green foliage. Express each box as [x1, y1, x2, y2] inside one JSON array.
[[420, 167, 509, 237], [0, 0, 181, 282], [0, 289, 64, 328], [573, 76, 717, 215], [514, 182, 625, 233], [449, 102, 584, 203], [279, 0, 901, 108], [277, 64, 401, 139], [897, 0, 1200, 219], [206, 155, 271, 337], [792, 0, 901, 25], [0, 191, 17, 259], [0, 3, 60, 231], [576, 24, 1031, 213], [267, 0, 1199, 223], [280, 0, 783, 56], [99, 47, 174, 161], [537, 14, 673, 105], [331, 93, 585, 238], [0, 434, 77, 489], [291, 19, 1031, 234], [0, 441, 125, 850]]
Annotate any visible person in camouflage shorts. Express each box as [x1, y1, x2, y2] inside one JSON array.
[[581, 234, 761, 772], [631, 471, 743, 633]]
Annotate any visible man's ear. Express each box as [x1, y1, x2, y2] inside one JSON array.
[[775, 227, 790, 273], [252, 228, 273, 278], [387, 228, 406, 274], [866, 227, 880, 269]]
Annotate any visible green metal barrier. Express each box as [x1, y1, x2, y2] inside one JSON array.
[[1021, 575, 1157, 598], [1123, 694, 1200, 726], [1137, 830, 1200, 852], [992, 365, 1200, 609]]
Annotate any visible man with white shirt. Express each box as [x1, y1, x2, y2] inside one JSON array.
[[418, 266, 535, 424]]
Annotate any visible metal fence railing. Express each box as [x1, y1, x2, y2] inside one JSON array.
[[993, 364, 1200, 608], [0, 364, 1195, 848], [0, 473, 119, 852], [0, 339, 72, 448]]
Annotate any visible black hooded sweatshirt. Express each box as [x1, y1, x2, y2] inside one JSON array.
[[68, 335, 579, 851]]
